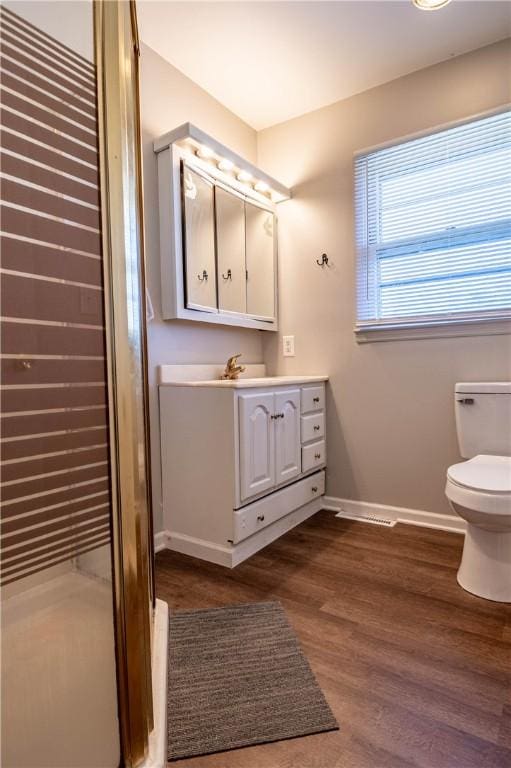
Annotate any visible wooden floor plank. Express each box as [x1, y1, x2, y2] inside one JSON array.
[[156, 512, 511, 768]]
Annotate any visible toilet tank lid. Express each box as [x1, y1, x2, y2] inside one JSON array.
[[456, 382, 511, 394]]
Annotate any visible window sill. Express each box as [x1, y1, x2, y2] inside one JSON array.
[[355, 318, 511, 343]]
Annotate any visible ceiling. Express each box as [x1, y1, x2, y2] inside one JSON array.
[[137, 1, 511, 130]]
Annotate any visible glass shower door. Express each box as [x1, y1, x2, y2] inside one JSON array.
[[1, 3, 120, 765]]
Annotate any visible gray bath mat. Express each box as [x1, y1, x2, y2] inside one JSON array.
[[167, 601, 338, 761]]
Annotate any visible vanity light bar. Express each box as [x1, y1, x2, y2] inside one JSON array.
[[153, 123, 292, 203], [193, 144, 275, 201]]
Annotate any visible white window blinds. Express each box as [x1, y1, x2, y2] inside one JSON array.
[[354, 110, 511, 330]]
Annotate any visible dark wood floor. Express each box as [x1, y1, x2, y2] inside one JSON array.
[[156, 512, 511, 768]]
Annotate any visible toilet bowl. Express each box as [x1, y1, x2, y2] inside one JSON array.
[[445, 455, 511, 602], [446, 382, 511, 603]]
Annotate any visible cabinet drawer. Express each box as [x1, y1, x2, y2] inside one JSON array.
[[302, 439, 326, 472], [301, 412, 325, 444], [232, 471, 325, 543], [301, 385, 324, 414]]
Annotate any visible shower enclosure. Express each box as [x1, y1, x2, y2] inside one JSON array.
[[1, 2, 156, 766]]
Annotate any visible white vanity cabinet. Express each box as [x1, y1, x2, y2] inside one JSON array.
[[239, 388, 301, 502], [159, 376, 327, 567]]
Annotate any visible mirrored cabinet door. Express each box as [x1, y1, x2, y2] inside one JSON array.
[[245, 202, 276, 320], [215, 186, 247, 315], [182, 165, 217, 312]]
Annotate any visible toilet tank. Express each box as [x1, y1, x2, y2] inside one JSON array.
[[455, 382, 511, 458]]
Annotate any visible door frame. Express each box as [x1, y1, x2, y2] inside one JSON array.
[[94, 2, 154, 765]]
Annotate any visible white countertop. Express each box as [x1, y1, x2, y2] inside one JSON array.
[[159, 375, 328, 389]]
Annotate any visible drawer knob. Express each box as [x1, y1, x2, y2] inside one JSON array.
[[313, 397, 320, 403], [315, 453, 321, 459], [311, 486, 318, 493], [313, 424, 320, 431], [257, 514, 265, 522]]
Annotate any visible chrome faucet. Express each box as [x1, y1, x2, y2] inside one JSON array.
[[221, 354, 246, 380]]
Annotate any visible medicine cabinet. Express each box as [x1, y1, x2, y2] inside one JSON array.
[[154, 123, 291, 331]]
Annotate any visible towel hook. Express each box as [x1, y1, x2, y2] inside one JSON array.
[[316, 253, 329, 267]]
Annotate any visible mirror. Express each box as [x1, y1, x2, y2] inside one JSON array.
[[215, 186, 246, 315], [182, 165, 217, 312], [245, 202, 276, 320], [179, 160, 277, 326]]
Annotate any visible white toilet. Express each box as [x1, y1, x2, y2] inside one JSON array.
[[445, 382, 511, 603]]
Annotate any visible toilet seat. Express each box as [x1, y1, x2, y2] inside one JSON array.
[[446, 455, 511, 519], [447, 455, 511, 493]]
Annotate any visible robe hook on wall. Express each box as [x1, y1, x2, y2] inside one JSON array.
[[316, 253, 330, 267]]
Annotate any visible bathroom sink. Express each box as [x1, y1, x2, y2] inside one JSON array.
[[159, 375, 328, 388]]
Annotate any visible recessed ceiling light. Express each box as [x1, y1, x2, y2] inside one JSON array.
[[412, 0, 452, 10]]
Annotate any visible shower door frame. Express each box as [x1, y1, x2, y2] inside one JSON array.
[[94, 2, 155, 766]]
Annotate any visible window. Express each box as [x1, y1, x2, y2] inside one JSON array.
[[354, 110, 511, 335]]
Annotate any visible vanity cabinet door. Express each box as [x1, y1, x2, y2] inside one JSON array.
[[215, 186, 247, 315], [239, 392, 275, 502], [275, 389, 301, 485], [182, 165, 217, 313], [245, 202, 276, 321]]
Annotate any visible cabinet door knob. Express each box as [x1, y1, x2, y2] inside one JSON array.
[[311, 486, 318, 493], [315, 453, 321, 459], [313, 424, 320, 431], [257, 515, 265, 522], [222, 269, 232, 280], [313, 397, 320, 403], [197, 269, 208, 282]]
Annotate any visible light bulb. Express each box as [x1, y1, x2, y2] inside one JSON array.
[[196, 145, 214, 159], [254, 181, 269, 193], [237, 170, 252, 183], [412, 0, 452, 10], [217, 158, 234, 172]]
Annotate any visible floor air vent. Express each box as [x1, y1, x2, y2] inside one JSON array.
[[335, 512, 396, 527]]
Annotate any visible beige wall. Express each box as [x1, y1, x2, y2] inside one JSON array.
[[258, 39, 511, 516], [140, 44, 264, 531]]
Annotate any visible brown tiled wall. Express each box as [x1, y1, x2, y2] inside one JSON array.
[[0, 7, 112, 585]]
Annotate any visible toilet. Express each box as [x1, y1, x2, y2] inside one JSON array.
[[445, 382, 511, 602]]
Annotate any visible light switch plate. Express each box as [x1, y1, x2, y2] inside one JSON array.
[[283, 335, 295, 357]]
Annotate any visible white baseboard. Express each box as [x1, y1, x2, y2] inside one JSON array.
[[154, 531, 168, 553], [155, 498, 323, 568], [323, 496, 466, 535], [140, 598, 168, 768], [165, 531, 234, 567]]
